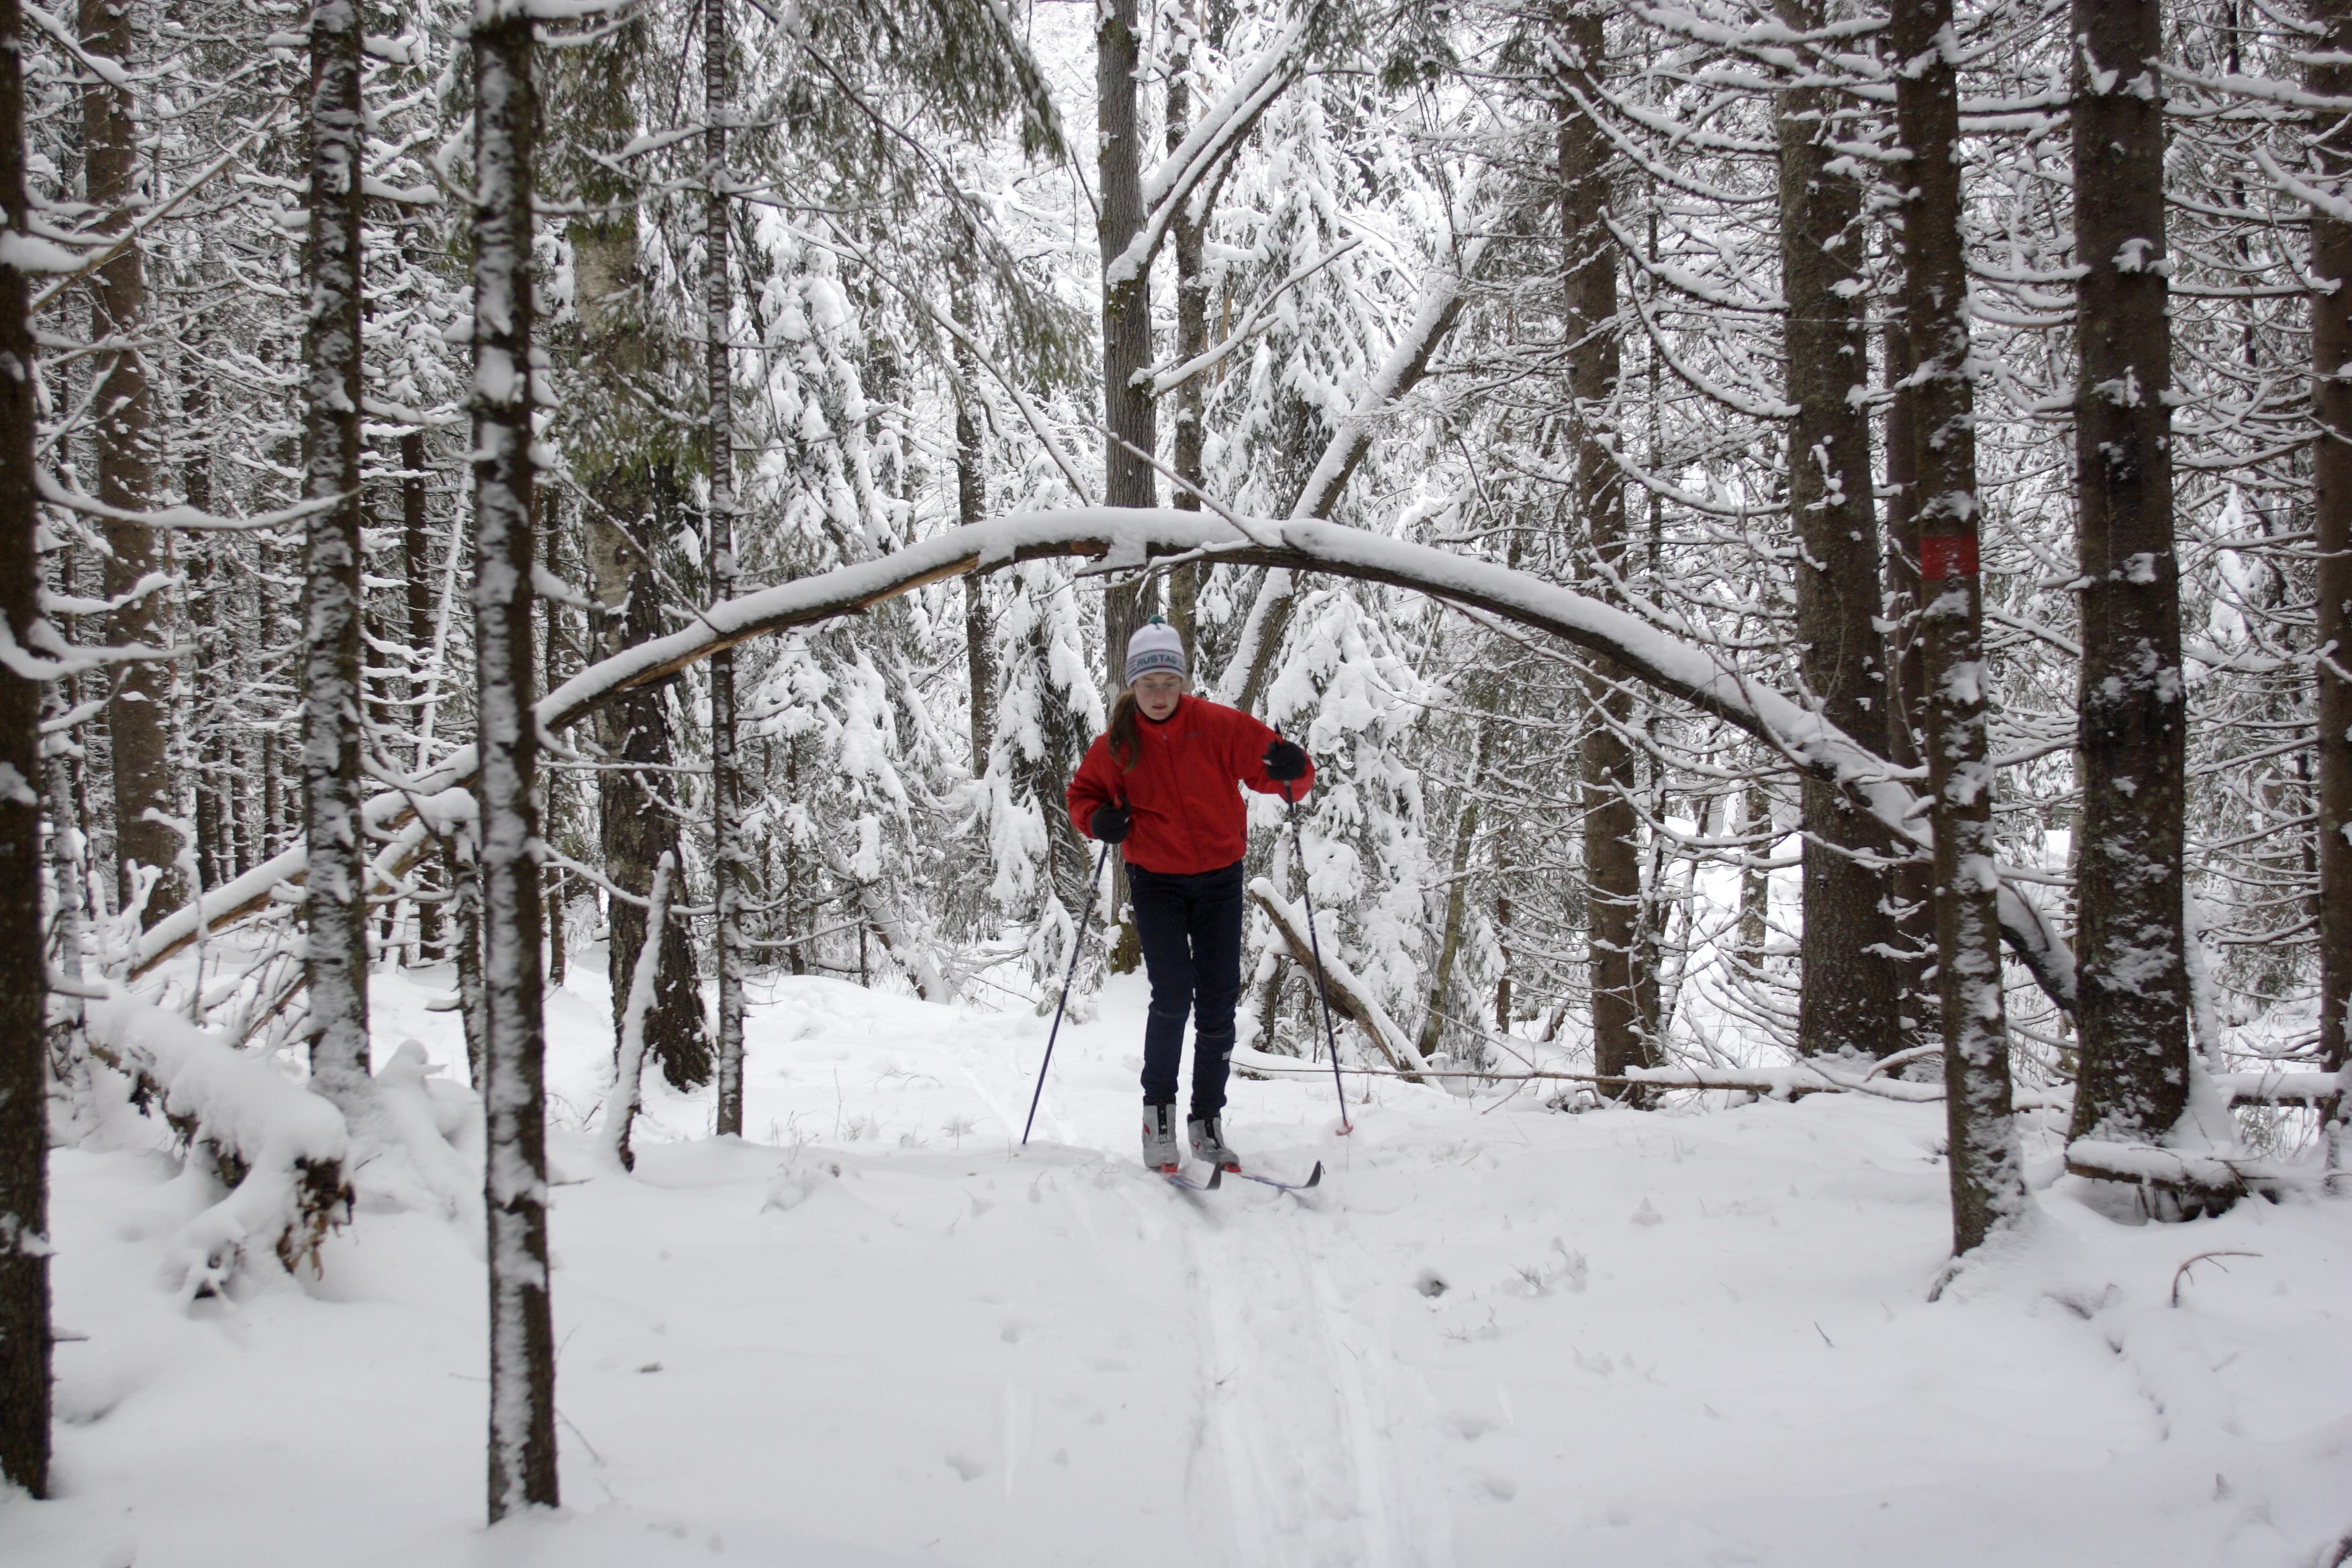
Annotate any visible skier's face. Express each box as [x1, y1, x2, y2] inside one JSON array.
[[1132, 671, 1185, 722]]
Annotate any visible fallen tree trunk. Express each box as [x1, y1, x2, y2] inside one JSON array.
[[133, 511, 2077, 1010], [81, 994, 352, 1293], [1227, 1044, 1943, 1101], [1246, 879, 1426, 1080], [2064, 1137, 2301, 1209]]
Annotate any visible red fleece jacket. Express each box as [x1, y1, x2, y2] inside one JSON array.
[[1066, 695, 1314, 876]]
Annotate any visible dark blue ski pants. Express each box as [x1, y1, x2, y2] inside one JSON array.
[[1128, 857, 1246, 1116]]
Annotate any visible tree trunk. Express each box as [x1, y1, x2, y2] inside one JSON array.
[[954, 326, 995, 775], [1893, 0, 2026, 1254], [1558, 5, 1652, 1090], [470, 3, 557, 1519], [82, 0, 180, 923], [181, 368, 230, 893], [450, 828, 486, 1086], [2066, 0, 2191, 1143], [1880, 313, 1934, 1049], [2308, 0, 2352, 1080], [565, 27, 710, 1093], [1777, 0, 1901, 1057], [1417, 709, 1491, 1061], [705, 0, 745, 1136], [0, 0, 51, 1495], [401, 430, 442, 955], [1166, 19, 1206, 644], [1096, 0, 1155, 690], [1738, 777, 1772, 971], [302, 0, 372, 1116], [540, 511, 567, 989]]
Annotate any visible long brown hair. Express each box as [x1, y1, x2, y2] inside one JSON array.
[[1107, 689, 1142, 771]]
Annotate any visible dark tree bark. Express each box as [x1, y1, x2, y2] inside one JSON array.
[[2306, 0, 2352, 1083], [1418, 703, 1492, 1062], [1096, 0, 1155, 688], [181, 369, 231, 893], [1557, 4, 1654, 1091], [469, 1, 556, 1518], [954, 308, 995, 775], [705, 0, 745, 1135], [2065, 0, 2192, 1143], [540, 508, 567, 988], [450, 828, 485, 1085], [401, 430, 442, 954], [0, 0, 51, 1497], [562, 21, 709, 1093], [1166, 17, 1206, 645], [1776, 0, 1902, 1057], [1738, 777, 1771, 972], [81, 0, 181, 923], [586, 510, 711, 1091], [1879, 314, 1934, 1048], [1892, 0, 2026, 1254], [302, 0, 372, 1116]]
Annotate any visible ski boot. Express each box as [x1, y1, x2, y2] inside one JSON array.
[[1141, 1102, 1181, 1173], [1187, 1114, 1241, 1173]]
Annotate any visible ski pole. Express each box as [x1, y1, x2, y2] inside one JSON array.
[[1021, 836, 1114, 1146], [1281, 777, 1353, 1136]]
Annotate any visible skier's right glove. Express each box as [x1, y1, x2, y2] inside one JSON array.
[[1263, 738, 1309, 783], [1089, 803, 1132, 844]]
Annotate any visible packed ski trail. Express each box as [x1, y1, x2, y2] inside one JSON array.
[[9, 959, 2352, 1567]]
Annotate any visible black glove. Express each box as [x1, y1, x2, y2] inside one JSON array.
[[1089, 803, 1132, 844], [1263, 738, 1309, 783]]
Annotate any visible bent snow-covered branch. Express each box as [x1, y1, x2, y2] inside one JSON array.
[[132, 509, 2077, 1009]]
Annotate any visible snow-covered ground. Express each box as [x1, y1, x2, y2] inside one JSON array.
[[7, 958, 2351, 1567]]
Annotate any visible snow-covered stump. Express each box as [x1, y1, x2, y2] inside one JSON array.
[[81, 996, 352, 1294]]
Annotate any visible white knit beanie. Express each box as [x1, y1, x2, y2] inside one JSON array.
[[1124, 618, 1187, 685]]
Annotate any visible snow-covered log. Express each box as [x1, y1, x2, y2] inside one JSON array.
[[2211, 1072, 2343, 1107], [1228, 1046, 1945, 1104], [131, 510, 2078, 1010], [81, 995, 352, 1293], [1248, 878, 1429, 1079], [2065, 1137, 2302, 1206]]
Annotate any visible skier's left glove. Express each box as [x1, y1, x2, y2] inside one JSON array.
[[1263, 738, 1308, 783]]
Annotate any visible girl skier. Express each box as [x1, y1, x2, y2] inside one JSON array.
[[1067, 619, 1314, 1173]]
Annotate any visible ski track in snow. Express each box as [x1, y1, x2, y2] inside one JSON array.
[[11, 959, 2352, 1568], [1177, 1193, 1453, 1568]]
